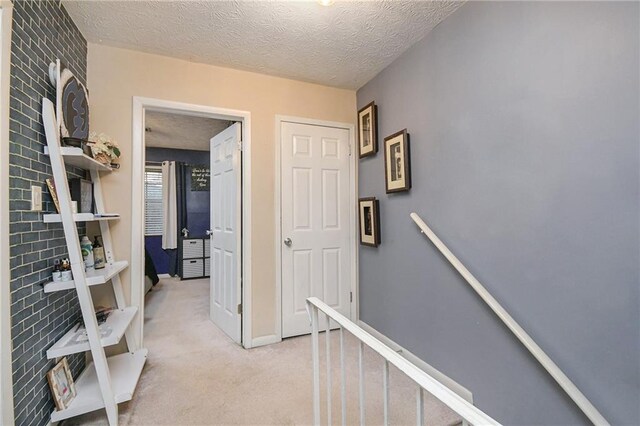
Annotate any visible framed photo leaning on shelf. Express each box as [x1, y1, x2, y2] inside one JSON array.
[[47, 357, 76, 411]]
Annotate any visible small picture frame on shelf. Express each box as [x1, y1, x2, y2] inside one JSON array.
[[358, 101, 377, 158], [69, 178, 94, 213], [45, 178, 61, 213], [384, 129, 411, 193], [47, 357, 76, 411], [358, 197, 380, 247]]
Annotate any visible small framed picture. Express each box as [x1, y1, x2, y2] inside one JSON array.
[[358, 102, 377, 158], [384, 129, 411, 193], [359, 197, 380, 247], [45, 178, 61, 213], [47, 357, 76, 411], [69, 178, 94, 213]]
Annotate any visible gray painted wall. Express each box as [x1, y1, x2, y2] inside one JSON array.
[[357, 2, 639, 424]]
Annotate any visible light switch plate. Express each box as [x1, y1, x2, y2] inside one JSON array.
[[31, 185, 42, 211]]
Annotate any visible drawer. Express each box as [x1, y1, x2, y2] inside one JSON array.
[[182, 258, 203, 279], [204, 257, 210, 277], [204, 239, 211, 258], [183, 239, 203, 259]]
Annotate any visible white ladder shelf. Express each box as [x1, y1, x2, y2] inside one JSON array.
[[42, 90, 146, 425]]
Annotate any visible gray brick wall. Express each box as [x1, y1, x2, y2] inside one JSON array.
[[9, 1, 88, 425]]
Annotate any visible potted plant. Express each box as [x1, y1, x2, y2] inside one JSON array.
[[88, 132, 121, 166]]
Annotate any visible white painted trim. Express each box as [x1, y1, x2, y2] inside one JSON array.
[[0, 3, 14, 425], [131, 97, 253, 349], [250, 334, 280, 348], [157, 274, 171, 279], [274, 115, 357, 342], [358, 320, 473, 403]]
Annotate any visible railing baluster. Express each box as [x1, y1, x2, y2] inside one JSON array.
[[311, 306, 321, 426], [383, 360, 390, 426], [340, 327, 346, 426], [416, 387, 424, 426], [307, 296, 500, 426], [359, 341, 365, 426], [325, 313, 332, 426]]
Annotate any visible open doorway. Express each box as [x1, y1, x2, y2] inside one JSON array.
[[131, 98, 252, 350]]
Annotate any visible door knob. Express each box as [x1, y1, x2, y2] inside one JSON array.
[[284, 238, 292, 247], [206, 230, 213, 236]]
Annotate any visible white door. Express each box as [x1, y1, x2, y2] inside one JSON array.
[[210, 123, 242, 343], [281, 122, 352, 338]]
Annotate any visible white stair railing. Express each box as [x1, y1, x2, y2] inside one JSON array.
[[409, 212, 609, 426], [306, 297, 500, 426]]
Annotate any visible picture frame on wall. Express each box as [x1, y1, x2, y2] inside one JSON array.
[[46, 357, 76, 411], [384, 129, 411, 193], [359, 197, 380, 247], [358, 101, 377, 158]]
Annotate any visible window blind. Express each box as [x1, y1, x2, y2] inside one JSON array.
[[144, 167, 163, 236]]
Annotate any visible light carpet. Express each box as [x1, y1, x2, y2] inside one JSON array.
[[67, 277, 460, 425]]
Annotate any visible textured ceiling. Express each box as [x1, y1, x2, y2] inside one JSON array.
[[63, 0, 463, 89], [145, 111, 232, 151]]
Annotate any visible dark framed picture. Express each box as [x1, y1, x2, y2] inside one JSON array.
[[69, 178, 93, 213], [358, 101, 377, 158], [384, 129, 411, 193], [47, 357, 76, 411], [358, 197, 380, 247]]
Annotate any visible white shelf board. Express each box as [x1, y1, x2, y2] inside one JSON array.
[[43, 213, 120, 223], [44, 146, 113, 171], [43, 261, 129, 293], [46, 306, 138, 359], [50, 349, 148, 423]]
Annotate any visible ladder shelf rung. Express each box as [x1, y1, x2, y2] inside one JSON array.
[[43, 260, 128, 293], [46, 306, 138, 359], [43, 146, 113, 172], [43, 213, 120, 223], [49, 349, 148, 423]]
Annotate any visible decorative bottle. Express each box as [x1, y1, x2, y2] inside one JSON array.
[[80, 236, 94, 271], [93, 236, 105, 270]]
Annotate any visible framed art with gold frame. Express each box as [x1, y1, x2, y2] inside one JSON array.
[[47, 357, 76, 410]]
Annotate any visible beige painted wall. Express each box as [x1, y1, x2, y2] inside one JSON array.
[[87, 43, 356, 340]]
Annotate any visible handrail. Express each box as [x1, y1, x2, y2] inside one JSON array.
[[410, 212, 609, 426], [306, 297, 500, 426]]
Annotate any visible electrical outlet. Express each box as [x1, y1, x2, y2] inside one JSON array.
[[31, 185, 42, 211]]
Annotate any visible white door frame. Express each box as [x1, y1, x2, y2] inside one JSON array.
[[274, 115, 358, 343], [0, 2, 14, 425], [132, 97, 254, 349]]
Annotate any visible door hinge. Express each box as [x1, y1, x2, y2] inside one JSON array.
[[350, 292, 353, 303], [237, 303, 243, 315], [348, 143, 352, 157], [237, 140, 243, 151]]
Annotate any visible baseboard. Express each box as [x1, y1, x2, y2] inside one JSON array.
[[248, 334, 280, 348], [358, 320, 473, 403], [157, 273, 171, 278]]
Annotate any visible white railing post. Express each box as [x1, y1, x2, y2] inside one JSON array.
[[306, 297, 500, 426], [340, 327, 347, 426], [359, 341, 365, 426], [310, 304, 321, 426], [416, 387, 424, 426], [325, 314, 332, 426], [383, 360, 390, 426]]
